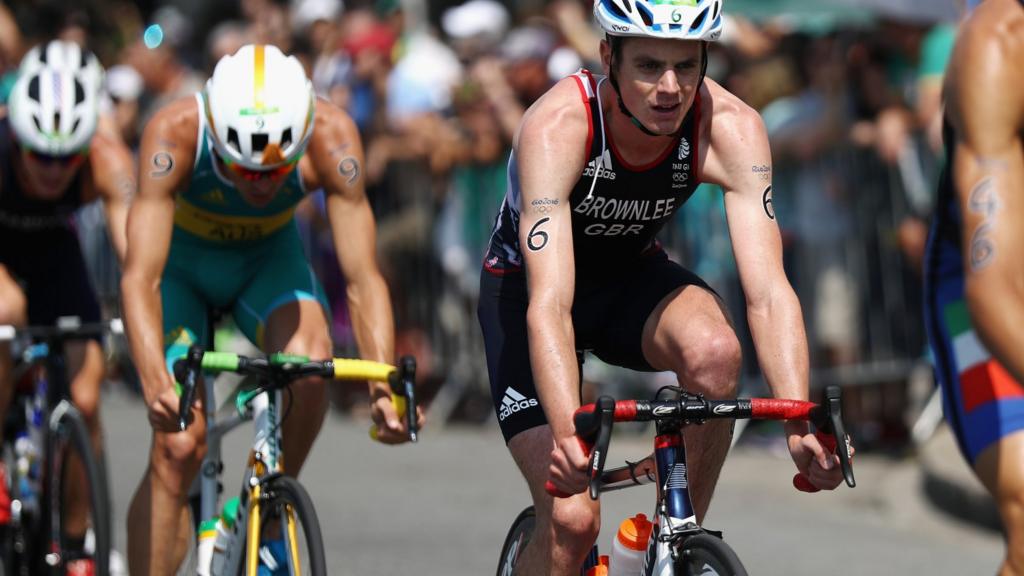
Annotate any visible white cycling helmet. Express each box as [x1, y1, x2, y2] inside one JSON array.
[[594, 0, 723, 41], [18, 40, 105, 94], [203, 44, 315, 171], [8, 47, 101, 156]]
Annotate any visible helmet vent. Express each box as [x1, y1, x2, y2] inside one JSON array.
[[74, 79, 85, 105], [690, 7, 708, 32], [227, 128, 241, 151], [32, 114, 43, 132], [712, 1, 721, 22], [251, 133, 269, 154], [28, 76, 40, 101], [54, 112, 61, 131], [637, 3, 654, 26], [622, 0, 634, 14], [72, 118, 81, 133], [280, 128, 293, 150]]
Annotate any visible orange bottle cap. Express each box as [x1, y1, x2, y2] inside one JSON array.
[[616, 513, 653, 551]]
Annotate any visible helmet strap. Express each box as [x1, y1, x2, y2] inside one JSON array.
[[607, 39, 708, 139]]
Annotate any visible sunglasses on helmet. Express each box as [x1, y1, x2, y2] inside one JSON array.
[[22, 147, 87, 168]]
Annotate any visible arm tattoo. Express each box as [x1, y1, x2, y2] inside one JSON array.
[[752, 164, 771, 182], [149, 152, 174, 178], [527, 217, 551, 252], [530, 198, 559, 215], [338, 156, 361, 185], [967, 177, 1000, 271], [762, 185, 775, 220], [118, 178, 136, 202]]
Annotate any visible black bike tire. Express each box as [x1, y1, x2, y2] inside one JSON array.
[[673, 533, 748, 576], [495, 506, 536, 576], [49, 407, 111, 576], [246, 475, 326, 576]]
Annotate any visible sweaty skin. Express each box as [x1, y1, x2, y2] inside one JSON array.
[[511, 36, 844, 576], [122, 96, 422, 575], [943, 2, 1024, 575]]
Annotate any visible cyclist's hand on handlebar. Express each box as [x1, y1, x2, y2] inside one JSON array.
[[547, 434, 590, 497], [369, 387, 424, 444], [147, 383, 197, 433], [787, 428, 853, 492]]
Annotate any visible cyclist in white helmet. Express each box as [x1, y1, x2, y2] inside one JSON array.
[[478, 1, 847, 572], [0, 38, 134, 573], [121, 44, 422, 575]]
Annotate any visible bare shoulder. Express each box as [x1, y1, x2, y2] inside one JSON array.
[[704, 79, 767, 155], [307, 96, 360, 156], [515, 75, 591, 152], [310, 97, 360, 146], [947, 0, 1024, 139], [142, 96, 200, 149]]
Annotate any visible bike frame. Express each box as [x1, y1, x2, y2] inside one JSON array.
[[194, 378, 298, 576], [0, 318, 119, 572]]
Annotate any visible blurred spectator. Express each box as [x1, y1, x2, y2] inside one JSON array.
[[103, 64, 145, 148], [122, 6, 204, 130], [205, 20, 250, 72], [0, 2, 22, 103]]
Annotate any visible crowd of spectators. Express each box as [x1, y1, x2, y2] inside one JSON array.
[[0, 0, 961, 445]]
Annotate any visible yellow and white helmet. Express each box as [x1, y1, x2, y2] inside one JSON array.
[[203, 44, 315, 171]]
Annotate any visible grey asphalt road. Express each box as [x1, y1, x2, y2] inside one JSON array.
[[101, 386, 1003, 575]]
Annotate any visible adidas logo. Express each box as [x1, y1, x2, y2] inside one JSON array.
[[499, 387, 539, 421], [583, 149, 616, 180]]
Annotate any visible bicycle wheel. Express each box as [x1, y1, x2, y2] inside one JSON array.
[[45, 405, 110, 576], [244, 475, 325, 576], [673, 533, 747, 576], [495, 506, 535, 576]]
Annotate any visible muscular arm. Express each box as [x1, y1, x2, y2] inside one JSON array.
[[306, 101, 394, 379], [89, 118, 136, 264], [703, 84, 809, 425], [121, 98, 196, 404], [947, 11, 1024, 383], [517, 79, 589, 439]]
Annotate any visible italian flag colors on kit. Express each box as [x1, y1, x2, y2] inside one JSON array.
[[944, 299, 1024, 412]]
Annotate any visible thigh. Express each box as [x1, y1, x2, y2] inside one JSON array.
[[580, 253, 718, 372], [233, 229, 331, 350], [161, 272, 211, 376], [478, 271, 548, 444]]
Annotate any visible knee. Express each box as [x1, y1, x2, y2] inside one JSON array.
[[678, 329, 741, 397], [0, 288, 26, 327], [155, 430, 206, 476], [550, 499, 600, 550]]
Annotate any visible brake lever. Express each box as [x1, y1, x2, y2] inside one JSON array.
[[177, 345, 205, 431], [825, 386, 856, 488], [588, 396, 615, 500], [399, 355, 418, 443]]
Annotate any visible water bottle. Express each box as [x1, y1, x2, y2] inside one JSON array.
[[13, 432, 37, 514], [608, 513, 652, 576], [210, 496, 241, 574], [195, 518, 219, 576]]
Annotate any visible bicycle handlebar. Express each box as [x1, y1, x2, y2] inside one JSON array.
[[172, 345, 419, 442], [0, 317, 124, 342], [546, 386, 855, 500]]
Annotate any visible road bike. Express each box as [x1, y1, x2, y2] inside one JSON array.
[[173, 345, 418, 576], [0, 316, 120, 575], [497, 385, 855, 575]]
